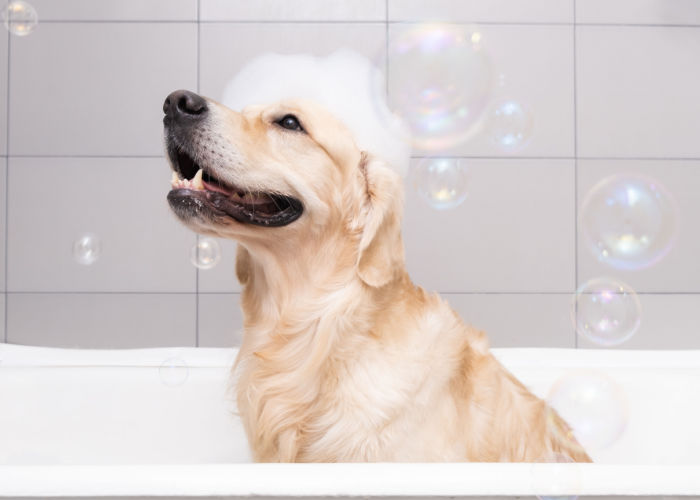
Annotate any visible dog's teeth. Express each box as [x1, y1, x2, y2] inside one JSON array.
[[171, 171, 180, 188], [192, 169, 204, 191]]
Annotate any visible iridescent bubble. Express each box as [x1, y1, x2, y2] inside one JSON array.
[[411, 158, 468, 210], [530, 452, 581, 500], [2, 1, 38, 37], [573, 277, 641, 346], [384, 24, 493, 150], [547, 370, 628, 451], [580, 174, 678, 270], [190, 237, 221, 270], [486, 98, 534, 151], [159, 357, 189, 387], [73, 233, 101, 266]]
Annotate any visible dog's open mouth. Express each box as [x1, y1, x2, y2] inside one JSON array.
[[166, 149, 303, 227]]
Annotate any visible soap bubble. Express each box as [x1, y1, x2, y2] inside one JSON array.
[[486, 98, 534, 151], [384, 24, 493, 150], [190, 237, 221, 270], [2, 1, 38, 37], [531, 452, 581, 500], [159, 357, 189, 387], [411, 158, 468, 210], [580, 174, 678, 270], [547, 370, 628, 451], [73, 233, 101, 266], [573, 277, 641, 346]]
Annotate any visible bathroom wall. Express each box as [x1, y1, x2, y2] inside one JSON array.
[[1, 0, 699, 349]]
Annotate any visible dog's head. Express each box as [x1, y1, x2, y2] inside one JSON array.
[[163, 90, 406, 287]]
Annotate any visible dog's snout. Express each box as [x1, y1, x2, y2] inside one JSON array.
[[163, 90, 208, 122]]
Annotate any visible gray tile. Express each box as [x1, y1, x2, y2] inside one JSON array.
[[576, 0, 700, 25], [387, 24, 575, 157], [389, 0, 574, 23], [0, 158, 5, 291], [29, 0, 197, 21], [201, 0, 385, 21], [577, 159, 700, 293], [0, 293, 5, 343], [0, 30, 7, 156], [198, 238, 242, 293], [403, 159, 575, 293], [9, 23, 197, 156], [199, 22, 385, 103], [7, 157, 197, 292], [578, 294, 700, 349], [6, 293, 196, 348], [576, 26, 700, 158], [447, 293, 575, 348], [198, 293, 244, 347]]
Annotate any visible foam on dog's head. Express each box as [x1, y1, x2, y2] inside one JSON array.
[[221, 50, 411, 176]]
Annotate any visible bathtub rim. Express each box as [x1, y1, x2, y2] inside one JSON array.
[[1, 463, 700, 497], [1, 343, 699, 368]]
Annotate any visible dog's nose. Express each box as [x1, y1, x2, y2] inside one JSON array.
[[163, 90, 208, 122]]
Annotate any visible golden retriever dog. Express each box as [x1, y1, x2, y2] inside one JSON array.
[[162, 52, 591, 463]]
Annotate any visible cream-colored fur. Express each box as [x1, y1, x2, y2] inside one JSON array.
[[173, 97, 591, 463]]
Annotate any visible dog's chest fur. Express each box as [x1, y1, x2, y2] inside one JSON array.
[[236, 287, 469, 462]]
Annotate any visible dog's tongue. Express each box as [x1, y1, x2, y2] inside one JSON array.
[[170, 169, 273, 206], [203, 179, 235, 196]]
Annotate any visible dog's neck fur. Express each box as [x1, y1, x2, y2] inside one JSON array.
[[234, 229, 410, 461]]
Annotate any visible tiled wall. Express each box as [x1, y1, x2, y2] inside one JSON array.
[[2, 0, 699, 349]]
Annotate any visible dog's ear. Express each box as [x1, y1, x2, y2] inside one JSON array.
[[355, 153, 405, 288], [235, 244, 251, 285]]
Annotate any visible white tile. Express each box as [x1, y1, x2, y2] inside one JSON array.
[[577, 159, 700, 293], [389, 0, 573, 23], [0, 158, 5, 292], [6, 293, 196, 348], [9, 23, 197, 156], [198, 294, 244, 347], [447, 293, 575, 348], [27, 0, 196, 21], [0, 30, 7, 156], [201, 0, 385, 21], [576, 0, 700, 26], [403, 159, 575, 293], [199, 22, 385, 102], [7, 157, 197, 292], [387, 24, 575, 157], [576, 26, 700, 158], [578, 294, 700, 349], [198, 238, 242, 293]]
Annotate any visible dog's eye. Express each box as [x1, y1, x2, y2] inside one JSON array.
[[276, 114, 304, 132]]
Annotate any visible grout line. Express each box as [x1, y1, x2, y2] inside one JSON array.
[[6, 154, 700, 161], [575, 156, 700, 161], [6, 291, 203, 295], [26, 20, 700, 28], [7, 154, 165, 159], [385, 0, 389, 97], [411, 156, 700, 161], [573, 0, 579, 349], [34, 19, 385, 25], [4, 28, 10, 343], [196, 0, 201, 93]]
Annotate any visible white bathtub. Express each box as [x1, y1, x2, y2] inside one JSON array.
[[0, 343, 699, 498]]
